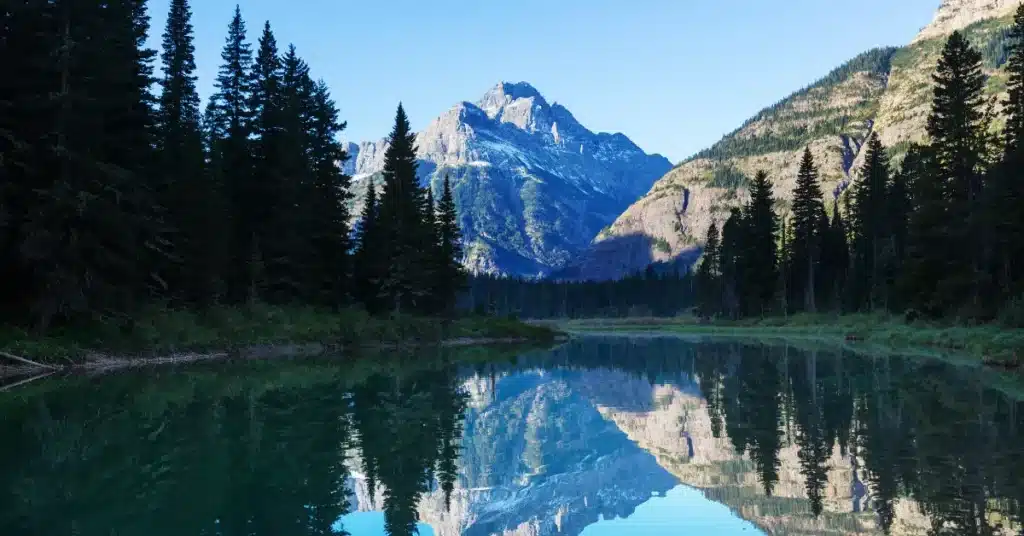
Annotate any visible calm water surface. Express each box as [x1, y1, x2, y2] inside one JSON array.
[[1, 336, 1022, 535]]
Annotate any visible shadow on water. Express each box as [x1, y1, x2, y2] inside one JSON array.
[[0, 337, 1022, 535]]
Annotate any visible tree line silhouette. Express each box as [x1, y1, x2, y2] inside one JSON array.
[[0, 0, 465, 333]]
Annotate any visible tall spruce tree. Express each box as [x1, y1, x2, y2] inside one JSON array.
[[157, 0, 225, 305], [697, 222, 721, 318], [924, 31, 987, 315], [902, 144, 947, 316], [11, 0, 161, 328], [789, 148, 827, 313], [719, 208, 746, 319], [849, 134, 891, 311], [250, 22, 286, 301], [377, 104, 430, 314], [822, 201, 850, 311], [743, 170, 778, 316], [885, 158, 913, 312], [354, 181, 384, 313], [991, 3, 1024, 300], [434, 175, 465, 316], [207, 6, 255, 303], [305, 78, 352, 307]]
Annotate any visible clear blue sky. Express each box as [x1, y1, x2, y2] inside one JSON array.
[[147, 0, 940, 162]]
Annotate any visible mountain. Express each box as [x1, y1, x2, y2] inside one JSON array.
[[343, 82, 671, 277], [569, 0, 1021, 280]]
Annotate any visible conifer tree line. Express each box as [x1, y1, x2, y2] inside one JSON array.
[[464, 267, 695, 319], [697, 12, 1024, 324], [0, 0, 466, 331]]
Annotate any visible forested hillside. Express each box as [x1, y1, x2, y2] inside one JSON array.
[[693, 15, 1024, 322], [573, 0, 1024, 281]]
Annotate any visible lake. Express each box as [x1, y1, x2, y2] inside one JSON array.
[[1, 336, 1022, 535]]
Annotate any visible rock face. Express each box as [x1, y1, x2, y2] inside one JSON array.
[[571, 0, 1021, 280], [912, 0, 1020, 43], [344, 82, 671, 277]]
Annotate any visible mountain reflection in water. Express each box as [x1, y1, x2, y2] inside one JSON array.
[[1, 336, 1022, 536]]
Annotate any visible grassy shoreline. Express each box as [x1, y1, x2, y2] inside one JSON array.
[[0, 305, 560, 371], [549, 313, 1024, 369]]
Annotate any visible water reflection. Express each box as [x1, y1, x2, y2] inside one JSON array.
[[0, 338, 1022, 536]]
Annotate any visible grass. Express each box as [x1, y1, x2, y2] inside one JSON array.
[[553, 313, 1024, 368], [0, 304, 560, 366]]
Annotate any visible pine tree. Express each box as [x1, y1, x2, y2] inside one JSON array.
[[823, 201, 850, 311], [849, 134, 891, 311], [354, 181, 384, 313], [924, 31, 987, 315], [719, 208, 746, 319], [434, 175, 466, 316], [885, 160, 912, 312], [250, 22, 291, 302], [377, 104, 430, 314], [696, 222, 721, 318], [743, 170, 778, 316], [902, 144, 946, 316], [991, 3, 1024, 300], [1006, 4, 1024, 158], [789, 148, 827, 313], [207, 6, 255, 303], [305, 78, 352, 307], [9, 0, 162, 328], [778, 213, 793, 315], [156, 0, 225, 305]]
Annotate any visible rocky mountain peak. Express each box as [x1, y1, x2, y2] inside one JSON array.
[[475, 81, 565, 136], [912, 0, 1020, 43], [343, 80, 670, 276]]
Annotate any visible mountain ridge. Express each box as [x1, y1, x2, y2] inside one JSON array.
[[342, 81, 671, 276]]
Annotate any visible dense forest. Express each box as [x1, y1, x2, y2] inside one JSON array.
[[694, 12, 1024, 324], [0, 0, 466, 333], [463, 267, 694, 318]]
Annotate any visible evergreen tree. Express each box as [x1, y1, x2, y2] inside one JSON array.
[[743, 170, 779, 316], [696, 222, 721, 317], [902, 144, 948, 316], [789, 148, 827, 313], [849, 134, 892, 311], [778, 213, 793, 315], [156, 0, 225, 305], [822, 201, 849, 311], [7, 0, 162, 328], [928, 30, 988, 314], [433, 176, 466, 316], [354, 182, 384, 313], [991, 3, 1024, 300], [207, 6, 255, 303], [885, 160, 913, 312], [304, 78, 352, 307], [1005, 4, 1024, 157], [719, 208, 746, 319], [377, 104, 430, 314]]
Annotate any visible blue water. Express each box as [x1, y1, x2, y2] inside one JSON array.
[[579, 486, 763, 535], [334, 511, 435, 536]]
